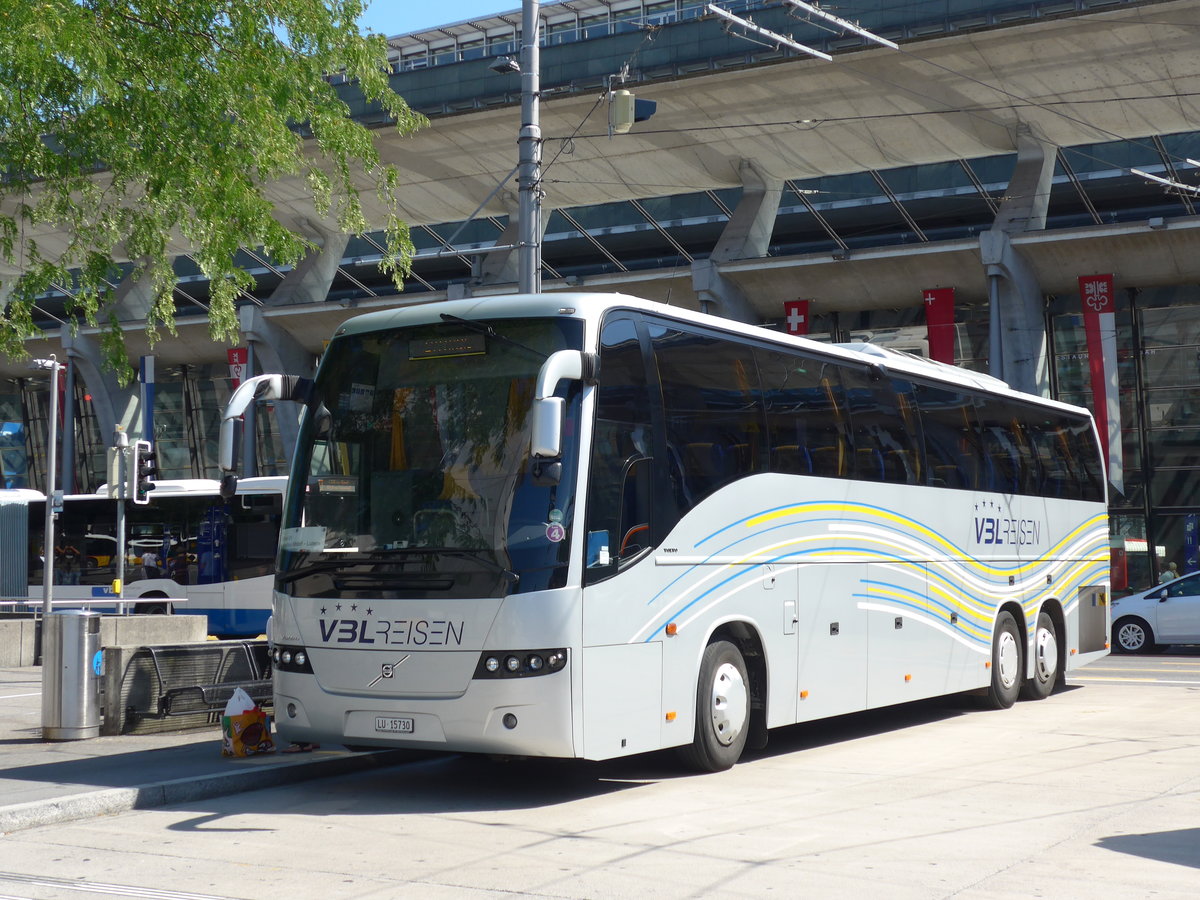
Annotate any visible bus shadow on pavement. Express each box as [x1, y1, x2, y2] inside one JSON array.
[[292, 695, 982, 816], [1096, 828, 1200, 869]]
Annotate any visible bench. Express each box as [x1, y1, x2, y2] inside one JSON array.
[[150, 640, 273, 718], [103, 639, 272, 734]]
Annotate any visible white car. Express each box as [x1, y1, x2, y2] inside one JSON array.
[[1112, 571, 1200, 653]]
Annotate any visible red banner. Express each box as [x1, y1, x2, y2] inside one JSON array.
[[227, 348, 248, 390], [1079, 274, 1121, 492], [784, 299, 810, 336], [922, 288, 955, 363]]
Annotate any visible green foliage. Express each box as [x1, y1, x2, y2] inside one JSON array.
[[0, 0, 426, 382]]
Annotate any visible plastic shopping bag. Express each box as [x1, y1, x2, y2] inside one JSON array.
[[221, 687, 275, 757]]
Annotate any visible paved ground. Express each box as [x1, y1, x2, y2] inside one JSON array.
[[0, 665, 404, 835], [0, 655, 1197, 899]]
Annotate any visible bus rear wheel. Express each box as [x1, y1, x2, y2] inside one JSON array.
[[679, 640, 750, 773], [139, 592, 170, 615], [981, 611, 1023, 710], [1020, 611, 1059, 701]]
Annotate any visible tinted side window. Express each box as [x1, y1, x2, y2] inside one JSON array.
[[649, 323, 764, 511], [841, 367, 923, 485], [916, 383, 983, 490], [585, 317, 656, 581], [230, 494, 282, 580], [1065, 415, 1106, 502], [974, 400, 1037, 494], [1024, 413, 1079, 500], [757, 348, 849, 478]]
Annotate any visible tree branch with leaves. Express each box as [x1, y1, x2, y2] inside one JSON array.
[[0, 0, 426, 381]]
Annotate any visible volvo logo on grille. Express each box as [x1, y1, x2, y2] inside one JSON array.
[[367, 655, 411, 687]]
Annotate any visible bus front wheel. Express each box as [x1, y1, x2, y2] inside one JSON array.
[[679, 640, 750, 773], [982, 611, 1023, 710], [1019, 611, 1059, 701]]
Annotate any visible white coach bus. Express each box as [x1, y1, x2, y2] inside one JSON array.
[[222, 293, 1111, 771]]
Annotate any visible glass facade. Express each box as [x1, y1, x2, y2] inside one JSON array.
[[7, 364, 285, 495], [1049, 287, 1200, 593]]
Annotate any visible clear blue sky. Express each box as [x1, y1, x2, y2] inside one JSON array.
[[358, 0, 521, 37]]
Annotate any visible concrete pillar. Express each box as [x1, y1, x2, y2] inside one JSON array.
[[60, 330, 142, 443], [265, 233, 350, 307], [690, 258, 757, 325], [710, 159, 784, 263], [981, 123, 1055, 396], [980, 230, 1049, 397], [480, 191, 546, 287], [238, 306, 316, 468], [108, 264, 157, 321], [479, 192, 520, 285], [992, 124, 1056, 233]]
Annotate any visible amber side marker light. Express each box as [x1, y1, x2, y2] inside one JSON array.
[[665, 622, 678, 636], [665, 711, 677, 722]]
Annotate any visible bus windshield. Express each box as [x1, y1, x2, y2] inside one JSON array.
[[280, 316, 584, 599]]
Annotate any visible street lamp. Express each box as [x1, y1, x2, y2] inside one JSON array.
[[30, 355, 64, 625]]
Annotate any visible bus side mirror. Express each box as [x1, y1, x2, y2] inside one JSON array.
[[531, 397, 565, 459], [219, 373, 313, 484], [529, 350, 593, 461]]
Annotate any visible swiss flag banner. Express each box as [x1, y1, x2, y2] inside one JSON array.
[[922, 287, 955, 364], [784, 299, 810, 335], [1079, 274, 1121, 492]]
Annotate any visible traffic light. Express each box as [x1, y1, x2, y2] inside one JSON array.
[[132, 439, 157, 505]]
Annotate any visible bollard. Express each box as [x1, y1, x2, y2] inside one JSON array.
[[41, 609, 103, 740]]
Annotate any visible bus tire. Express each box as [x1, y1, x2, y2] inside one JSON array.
[[139, 592, 169, 616], [982, 611, 1023, 710], [1020, 611, 1058, 701], [678, 640, 750, 773]]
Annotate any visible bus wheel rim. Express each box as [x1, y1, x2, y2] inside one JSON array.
[[997, 631, 1019, 689], [709, 662, 748, 747], [1035, 626, 1058, 680]]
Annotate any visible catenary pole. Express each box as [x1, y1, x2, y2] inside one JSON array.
[[518, 0, 542, 294], [40, 357, 61, 624]]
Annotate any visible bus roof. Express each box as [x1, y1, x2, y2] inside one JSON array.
[[0, 489, 44, 504], [89, 475, 287, 499], [330, 292, 1090, 418]]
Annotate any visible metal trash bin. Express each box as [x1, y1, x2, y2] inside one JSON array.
[[41, 609, 103, 740]]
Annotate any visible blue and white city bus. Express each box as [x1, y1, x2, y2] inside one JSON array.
[[223, 293, 1110, 771], [16, 477, 284, 637]]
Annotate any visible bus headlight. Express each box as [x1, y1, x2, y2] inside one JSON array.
[[473, 648, 568, 679], [273, 644, 314, 674]]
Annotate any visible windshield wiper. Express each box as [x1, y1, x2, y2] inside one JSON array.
[[439, 314, 546, 361], [373, 546, 520, 585], [280, 548, 519, 586], [275, 560, 359, 584]]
